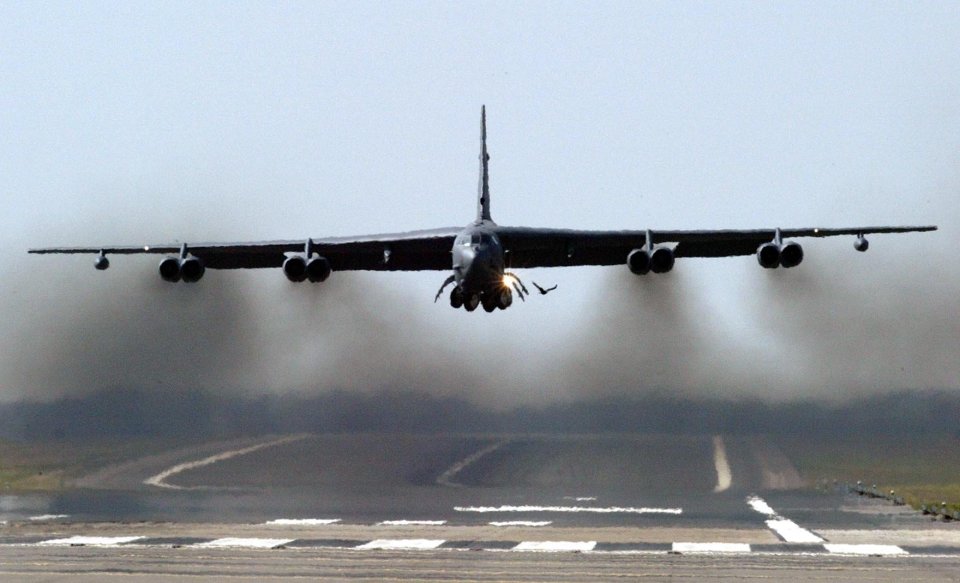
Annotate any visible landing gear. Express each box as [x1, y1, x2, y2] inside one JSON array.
[[463, 293, 480, 312], [496, 288, 513, 310], [481, 293, 497, 312], [449, 287, 463, 309]]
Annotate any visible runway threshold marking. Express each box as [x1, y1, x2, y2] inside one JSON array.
[[673, 542, 751, 553], [712, 435, 732, 493], [455, 505, 682, 514], [38, 536, 144, 546], [513, 541, 596, 552], [746, 495, 824, 543], [144, 434, 308, 490], [356, 539, 446, 550], [195, 537, 294, 549]]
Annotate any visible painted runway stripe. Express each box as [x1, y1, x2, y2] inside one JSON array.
[[265, 518, 341, 526], [38, 536, 144, 546], [746, 495, 777, 516], [824, 543, 907, 556], [765, 518, 824, 543], [28, 514, 69, 521], [195, 537, 294, 549], [746, 495, 824, 543], [144, 435, 308, 490], [455, 505, 682, 514], [356, 539, 446, 550], [711, 435, 732, 493], [513, 541, 596, 552], [489, 521, 552, 527], [673, 542, 751, 553], [376, 520, 447, 526]]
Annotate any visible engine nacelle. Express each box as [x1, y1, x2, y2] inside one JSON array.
[[283, 255, 308, 282], [757, 242, 780, 269], [180, 256, 205, 282], [159, 257, 182, 282], [306, 256, 331, 282], [650, 246, 675, 273], [779, 241, 803, 268], [627, 249, 651, 275], [854, 236, 869, 252], [94, 254, 110, 271]]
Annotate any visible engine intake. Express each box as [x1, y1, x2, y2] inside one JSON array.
[[306, 256, 331, 282], [180, 256, 206, 282], [627, 249, 651, 275], [757, 243, 781, 269], [159, 257, 182, 282], [779, 241, 803, 268], [283, 255, 308, 282], [650, 246, 675, 273]]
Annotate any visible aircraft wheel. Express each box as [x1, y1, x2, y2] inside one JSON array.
[[450, 288, 463, 309], [497, 288, 513, 310], [481, 293, 497, 312], [463, 293, 480, 312]]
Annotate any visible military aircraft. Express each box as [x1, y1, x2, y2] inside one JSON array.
[[30, 107, 936, 313]]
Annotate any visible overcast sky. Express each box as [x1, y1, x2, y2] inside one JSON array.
[[1, 2, 957, 406]]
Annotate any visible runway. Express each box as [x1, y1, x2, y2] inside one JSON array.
[[1, 434, 958, 581]]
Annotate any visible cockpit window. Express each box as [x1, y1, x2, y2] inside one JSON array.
[[472, 233, 482, 245]]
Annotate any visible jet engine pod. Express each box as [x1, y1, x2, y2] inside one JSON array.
[[94, 254, 110, 271], [306, 256, 331, 283], [283, 255, 308, 282], [180, 256, 205, 282], [627, 249, 651, 275], [854, 236, 869, 252], [650, 246, 675, 273], [779, 241, 803, 268], [159, 257, 182, 282], [757, 242, 781, 269]]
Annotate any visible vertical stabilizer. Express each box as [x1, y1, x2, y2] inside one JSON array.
[[476, 106, 492, 223]]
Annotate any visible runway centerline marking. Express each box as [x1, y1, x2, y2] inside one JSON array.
[[746, 495, 824, 543], [455, 505, 682, 514], [712, 435, 732, 493], [436, 440, 509, 487], [144, 435, 308, 490], [490, 521, 552, 527], [356, 539, 446, 550]]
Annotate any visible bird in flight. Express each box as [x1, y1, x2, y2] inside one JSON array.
[[30, 107, 936, 313]]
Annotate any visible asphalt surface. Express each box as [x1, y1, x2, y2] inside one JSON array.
[[1, 433, 958, 581]]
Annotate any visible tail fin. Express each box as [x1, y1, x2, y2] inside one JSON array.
[[476, 105, 492, 223]]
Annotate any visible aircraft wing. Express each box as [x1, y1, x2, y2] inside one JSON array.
[[496, 225, 938, 268], [28, 228, 460, 271]]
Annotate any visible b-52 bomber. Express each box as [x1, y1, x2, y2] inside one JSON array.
[[30, 107, 936, 313]]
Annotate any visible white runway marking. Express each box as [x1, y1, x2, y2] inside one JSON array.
[[766, 518, 825, 543], [144, 435, 308, 490], [563, 496, 597, 502], [455, 505, 682, 515], [356, 539, 446, 550], [513, 541, 596, 552], [377, 520, 446, 526], [673, 542, 751, 553], [490, 521, 552, 527], [39, 536, 143, 546], [196, 537, 294, 549], [747, 495, 824, 543], [746, 495, 777, 516], [436, 440, 509, 487], [824, 543, 907, 556], [264, 518, 341, 526], [712, 435, 732, 493], [28, 514, 69, 521]]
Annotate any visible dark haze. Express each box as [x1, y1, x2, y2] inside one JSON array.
[[2, 204, 957, 441]]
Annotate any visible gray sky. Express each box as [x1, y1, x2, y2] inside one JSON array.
[[1, 2, 957, 406]]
